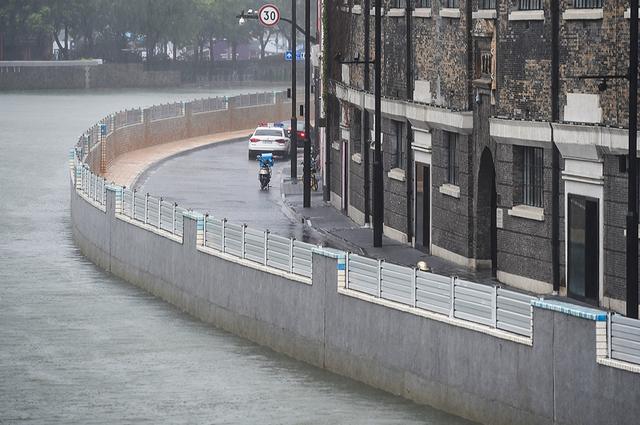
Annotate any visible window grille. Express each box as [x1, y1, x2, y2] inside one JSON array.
[[390, 0, 407, 7], [574, 0, 602, 8], [444, 0, 459, 8], [394, 121, 406, 169], [416, 0, 432, 7], [446, 132, 458, 185], [518, 0, 542, 10], [480, 51, 492, 78], [523, 147, 544, 207], [479, 0, 496, 9]]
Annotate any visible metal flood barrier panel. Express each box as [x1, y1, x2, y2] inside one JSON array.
[[266, 233, 291, 273], [453, 278, 494, 327], [496, 288, 535, 337], [610, 314, 640, 365], [244, 227, 266, 264], [292, 240, 314, 278], [347, 254, 380, 297], [380, 262, 414, 306], [416, 271, 452, 316]]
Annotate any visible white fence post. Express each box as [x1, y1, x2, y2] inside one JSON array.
[[172, 203, 177, 234], [102, 178, 106, 205], [345, 252, 350, 289], [132, 190, 136, 219], [241, 224, 246, 259], [221, 218, 227, 253], [607, 312, 613, 359], [264, 230, 269, 266], [289, 238, 294, 273], [203, 214, 208, 246], [158, 197, 162, 228], [412, 268, 418, 308], [449, 276, 456, 319], [491, 285, 498, 328], [144, 193, 149, 225], [377, 259, 382, 298]]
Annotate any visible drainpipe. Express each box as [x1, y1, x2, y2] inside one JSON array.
[[363, 0, 371, 225], [551, 0, 560, 294], [323, 0, 332, 202], [405, 0, 414, 244]]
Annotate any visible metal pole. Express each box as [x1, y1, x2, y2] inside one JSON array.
[[290, 0, 298, 181], [322, 0, 332, 202], [373, 0, 383, 247], [363, 0, 371, 225], [303, 0, 311, 207], [551, 0, 561, 294], [626, 0, 638, 319]]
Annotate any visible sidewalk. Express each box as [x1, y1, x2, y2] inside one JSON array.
[[105, 129, 252, 187], [280, 169, 497, 285]]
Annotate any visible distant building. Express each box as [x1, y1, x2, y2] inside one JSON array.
[[0, 32, 52, 61]]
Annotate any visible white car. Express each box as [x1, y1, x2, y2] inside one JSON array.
[[248, 127, 291, 159]]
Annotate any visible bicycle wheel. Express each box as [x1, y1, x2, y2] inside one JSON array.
[[311, 174, 318, 191]]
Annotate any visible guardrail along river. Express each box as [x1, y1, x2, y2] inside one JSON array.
[[0, 89, 473, 424]]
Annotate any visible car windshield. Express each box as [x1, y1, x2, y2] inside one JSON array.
[[254, 129, 283, 137]]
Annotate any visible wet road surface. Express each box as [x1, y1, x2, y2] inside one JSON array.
[[0, 89, 474, 424]]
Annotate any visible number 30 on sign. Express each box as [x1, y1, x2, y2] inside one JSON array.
[[258, 4, 280, 27]]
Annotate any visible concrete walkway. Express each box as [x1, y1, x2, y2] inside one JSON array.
[[105, 129, 253, 187], [280, 169, 497, 285]]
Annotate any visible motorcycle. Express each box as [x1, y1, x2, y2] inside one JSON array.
[[257, 153, 274, 190]]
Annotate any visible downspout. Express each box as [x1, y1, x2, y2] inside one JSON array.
[[406, 0, 414, 244], [551, 0, 560, 294], [323, 0, 332, 201]]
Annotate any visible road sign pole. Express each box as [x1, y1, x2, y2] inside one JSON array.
[[290, 0, 297, 182]]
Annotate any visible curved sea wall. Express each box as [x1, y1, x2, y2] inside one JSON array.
[[69, 93, 640, 425]]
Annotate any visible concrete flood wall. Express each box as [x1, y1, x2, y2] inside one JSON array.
[[71, 185, 640, 425]]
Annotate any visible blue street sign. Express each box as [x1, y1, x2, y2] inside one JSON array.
[[284, 51, 305, 61]]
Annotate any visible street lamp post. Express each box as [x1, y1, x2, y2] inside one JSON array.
[[303, 0, 311, 207], [627, 0, 638, 319], [291, 0, 298, 182], [373, 0, 383, 247]]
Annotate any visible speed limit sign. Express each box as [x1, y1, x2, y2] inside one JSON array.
[[258, 4, 280, 27]]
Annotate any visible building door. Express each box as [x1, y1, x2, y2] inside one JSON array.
[[477, 148, 497, 275], [415, 163, 430, 252], [568, 195, 599, 302]]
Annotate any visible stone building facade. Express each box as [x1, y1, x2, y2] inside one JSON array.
[[324, 0, 640, 312]]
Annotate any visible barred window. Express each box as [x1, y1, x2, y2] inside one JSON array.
[[444, 0, 459, 7], [574, 0, 601, 7], [518, 0, 542, 9], [479, 0, 496, 8], [416, 0, 432, 7], [445, 131, 458, 185], [390, 0, 407, 7], [523, 146, 544, 207], [393, 120, 406, 169]]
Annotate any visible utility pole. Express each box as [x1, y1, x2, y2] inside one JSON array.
[[627, 0, 638, 319], [290, 0, 298, 182], [363, 0, 371, 226], [373, 0, 383, 247], [303, 0, 311, 207]]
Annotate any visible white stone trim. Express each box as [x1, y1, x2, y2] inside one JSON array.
[[337, 287, 533, 345], [383, 223, 408, 243], [388, 167, 406, 182], [624, 7, 640, 18], [507, 204, 545, 221], [331, 141, 341, 151], [602, 296, 640, 315], [413, 7, 432, 17], [508, 10, 545, 21], [552, 123, 638, 154], [439, 183, 460, 199], [473, 9, 497, 19], [330, 191, 342, 210], [387, 8, 406, 16], [597, 358, 640, 374], [440, 7, 461, 18], [370, 8, 386, 15], [562, 8, 603, 20], [348, 205, 366, 225], [352, 4, 362, 14], [595, 320, 607, 359], [496, 270, 554, 294], [490, 118, 552, 146], [351, 152, 362, 164], [431, 244, 475, 268]]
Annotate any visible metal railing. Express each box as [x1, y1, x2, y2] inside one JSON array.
[[76, 165, 107, 207], [518, 0, 542, 10], [346, 253, 536, 337], [202, 216, 315, 279], [608, 314, 640, 365], [190, 97, 228, 114], [120, 188, 186, 237], [115, 108, 143, 128], [150, 102, 185, 121], [574, 0, 602, 7]]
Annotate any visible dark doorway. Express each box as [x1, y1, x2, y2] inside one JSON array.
[[568, 195, 599, 303], [415, 163, 430, 252], [477, 148, 497, 275]]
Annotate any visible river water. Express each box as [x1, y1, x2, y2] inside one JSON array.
[[0, 88, 474, 424]]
